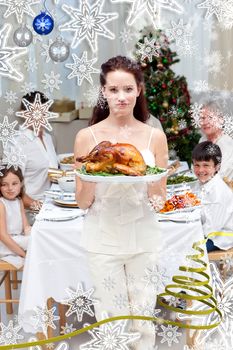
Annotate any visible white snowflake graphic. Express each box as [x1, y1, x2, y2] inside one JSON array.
[[176, 37, 197, 57], [0, 320, 23, 345], [2, 147, 26, 170], [0, 164, 4, 177], [119, 27, 135, 44], [0, 0, 40, 23], [178, 119, 187, 130], [4, 90, 18, 105], [111, 0, 183, 28], [102, 276, 116, 291], [60, 0, 118, 52], [62, 283, 98, 322], [60, 323, 76, 335], [136, 37, 161, 62], [142, 265, 169, 293], [0, 115, 19, 148], [41, 39, 54, 63], [203, 49, 224, 76], [192, 80, 209, 94], [15, 92, 58, 136], [66, 51, 99, 86], [189, 102, 203, 128], [32, 305, 60, 336], [24, 57, 38, 72], [148, 194, 165, 212], [166, 19, 192, 44], [112, 293, 129, 310], [157, 324, 182, 347], [223, 113, 233, 136], [84, 85, 106, 108], [42, 71, 62, 93], [20, 81, 36, 95], [7, 107, 14, 116], [80, 312, 140, 350], [0, 23, 27, 81], [119, 125, 133, 139]]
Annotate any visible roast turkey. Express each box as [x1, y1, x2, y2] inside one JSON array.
[[77, 141, 147, 176]]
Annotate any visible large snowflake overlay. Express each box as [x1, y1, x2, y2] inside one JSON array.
[[136, 37, 161, 62], [2, 147, 26, 170], [32, 305, 60, 336], [202, 49, 224, 76], [42, 71, 62, 93], [0, 0, 40, 23], [111, 0, 183, 28], [0, 320, 23, 345], [157, 324, 182, 347], [62, 283, 98, 322], [0, 116, 19, 149], [0, 23, 27, 81], [15, 93, 58, 136], [197, 0, 233, 25], [80, 313, 140, 350], [60, 0, 118, 52], [65, 51, 99, 86]]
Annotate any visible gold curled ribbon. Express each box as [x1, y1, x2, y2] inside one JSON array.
[[1, 231, 232, 349]]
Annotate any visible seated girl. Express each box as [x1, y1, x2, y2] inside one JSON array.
[[0, 166, 31, 267], [192, 141, 233, 252]]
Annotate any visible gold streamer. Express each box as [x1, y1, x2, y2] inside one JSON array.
[[1, 231, 232, 349]]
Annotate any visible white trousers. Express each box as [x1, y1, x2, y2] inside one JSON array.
[[87, 251, 159, 350]]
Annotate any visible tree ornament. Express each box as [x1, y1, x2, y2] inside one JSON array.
[[13, 24, 33, 47], [49, 36, 70, 62], [141, 62, 147, 68], [157, 62, 164, 69], [33, 11, 54, 35], [162, 101, 169, 108]]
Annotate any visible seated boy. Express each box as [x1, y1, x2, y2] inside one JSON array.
[[192, 141, 233, 252]]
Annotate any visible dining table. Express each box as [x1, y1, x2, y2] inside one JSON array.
[[18, 185, 208, 335]]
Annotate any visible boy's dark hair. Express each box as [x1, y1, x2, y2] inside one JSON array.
[[20, 91, 48, 110], [0, 166, 25, 198], [192, 141, 222, 166]]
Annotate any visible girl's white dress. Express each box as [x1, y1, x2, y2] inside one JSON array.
[[0, 198, 29, 268]]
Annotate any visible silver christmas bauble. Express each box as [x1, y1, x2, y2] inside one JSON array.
[[49, 36, 70, 62], [13, 25, 33, 47]]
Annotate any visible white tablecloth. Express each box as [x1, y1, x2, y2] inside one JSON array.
[[19, 200, 207, 333]]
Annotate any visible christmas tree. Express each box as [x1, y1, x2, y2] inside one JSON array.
[[135, 29, 200, 165]]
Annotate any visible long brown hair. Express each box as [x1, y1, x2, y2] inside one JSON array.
[[89, 56, 149, 125], [0, 166, 25, 198]]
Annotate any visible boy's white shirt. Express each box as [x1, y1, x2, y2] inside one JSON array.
[[200, 173, 233, 249]]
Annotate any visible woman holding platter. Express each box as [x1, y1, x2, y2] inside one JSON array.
[[74, 56, 168, 349]]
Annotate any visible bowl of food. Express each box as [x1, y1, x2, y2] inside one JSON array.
[[167, 174, 199, 191], [58, 153, 75, 171], [58, 176, 76, 193]]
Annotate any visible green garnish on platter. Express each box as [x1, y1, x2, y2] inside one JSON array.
[[77, 165, 166, 176], [167, 174, 197, 185]]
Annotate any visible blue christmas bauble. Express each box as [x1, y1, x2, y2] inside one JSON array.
[[33, 11, 54, 35]]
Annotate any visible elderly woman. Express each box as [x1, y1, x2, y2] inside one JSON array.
[[199, 101, 233, 180]]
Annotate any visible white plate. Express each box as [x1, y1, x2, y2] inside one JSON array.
[[160, 205, 202, 215], [54, 198, 79, 207], [76, 169, 168, 183]]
